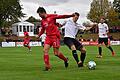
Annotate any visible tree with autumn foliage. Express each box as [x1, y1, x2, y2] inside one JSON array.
[[0, 0, 25, 27], [113, 0, 120, 19], [87, 0, 120, 26], [87, 0, 110, 23]]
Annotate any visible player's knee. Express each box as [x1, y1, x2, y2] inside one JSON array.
[[98, 44, 101, 47], [71, 45, 76, 50], [54, 52, 58, 56], [81, 50, 86, 53], [54, 54, 58, 56], [81, 48, 86, 53], [106, 45, 109, 47], [54, 51, 59, 56], [43, 48, 49, 53], [105, 44, 109, 47]]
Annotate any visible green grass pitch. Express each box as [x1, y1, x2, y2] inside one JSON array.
[[0, 45, 120, 80]]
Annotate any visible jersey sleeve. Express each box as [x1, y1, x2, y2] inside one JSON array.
[[53, 14, 74, 19], [77, 24, 86, 30], [106, 24, 109, 31]]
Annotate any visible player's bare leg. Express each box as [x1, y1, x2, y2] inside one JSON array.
[[43, 44, 51, 71], [28, 45, 31, 52], [53, 48, 69, 68], [24, 44, 31, 52]]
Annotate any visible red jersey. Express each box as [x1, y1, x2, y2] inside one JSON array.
[[24, 31, 29, 36], [38, 14, 73, 39], [24, 31, 30, 42]]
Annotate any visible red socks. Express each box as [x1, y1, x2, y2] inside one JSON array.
[[44, 53, 50, 68], [43, 51, 67, 68]]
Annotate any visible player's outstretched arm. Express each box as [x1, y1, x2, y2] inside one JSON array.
[[36, 27, 45, 38], [84, 27, 91, 31], [84, 23, 98, 31], [54, 14, 74, 19]]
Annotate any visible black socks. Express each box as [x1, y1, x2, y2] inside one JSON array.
[[72, 50, 79, 63], [80, 53, 86, 63], [107, 46, 113, 52], [98, 47, 102, 55]]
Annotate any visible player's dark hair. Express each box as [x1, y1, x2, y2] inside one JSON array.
[[74, 12, 80, 16], [100, 16, 105, 20], [100, 17, 107, 23], [37, 7, 46, 13]]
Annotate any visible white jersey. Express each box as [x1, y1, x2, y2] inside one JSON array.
[[40, 33, 46, 42], [64, 19, 86, 39], [98, 23, 109, 38]]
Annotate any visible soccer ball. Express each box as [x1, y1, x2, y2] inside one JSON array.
[[87, 61, 96, 70]]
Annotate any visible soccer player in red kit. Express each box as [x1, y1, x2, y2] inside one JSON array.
[[36, 7, 74, 71], [23, 29, 31, 52]]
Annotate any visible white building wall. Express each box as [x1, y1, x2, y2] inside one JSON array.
[[12, 21, 35, 36]]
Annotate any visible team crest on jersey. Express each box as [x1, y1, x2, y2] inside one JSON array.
[[44, 22, 48, 28]]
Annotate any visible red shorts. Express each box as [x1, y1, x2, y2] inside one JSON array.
[[24, 39, 30, 45], [44, 36, 60, 48]]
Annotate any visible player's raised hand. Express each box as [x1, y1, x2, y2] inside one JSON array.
[[85, 27, 92, 31], [92, 22, 98, 27], [71, 13, 75, 17], [89, 23, 97, 28], [82, 22, 97, 31]]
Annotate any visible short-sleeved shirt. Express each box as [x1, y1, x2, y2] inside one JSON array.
[[64, 19, 86, 39], [98, 23, 109, 38]]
